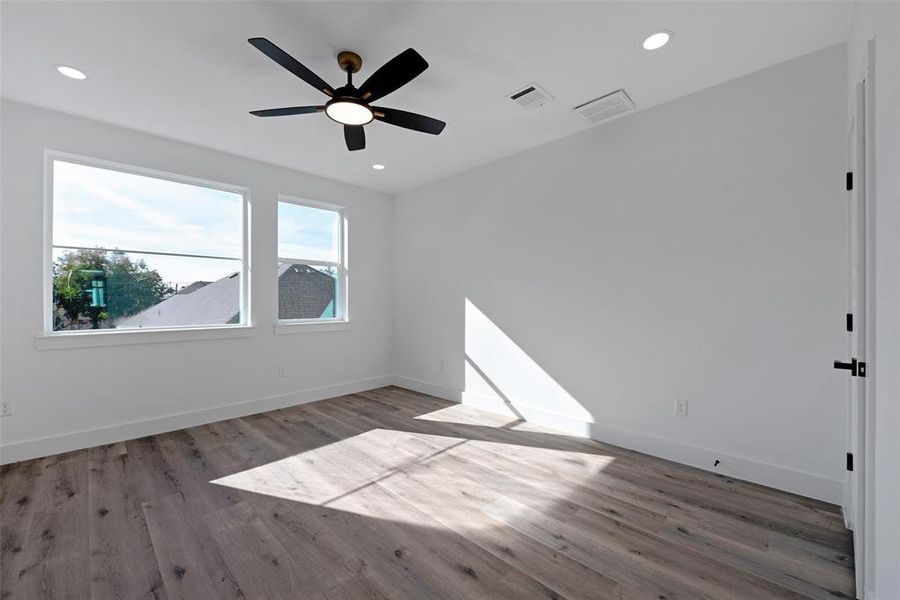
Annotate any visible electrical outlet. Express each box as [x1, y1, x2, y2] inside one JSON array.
[[674, 398, 688, 417], [277, 365, 287, 379], [0, 399, 11, 417]]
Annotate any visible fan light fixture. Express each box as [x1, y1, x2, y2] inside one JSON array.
[[56, 65, 87, 80], [642, 31, 672, 51], [325, 99, 374, 126], [247, 40, 446, 151]]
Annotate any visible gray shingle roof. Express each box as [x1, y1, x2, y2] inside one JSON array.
[[114, 264, 334, 329], [278, 264, 335, 320], [176, 281, 211, 295], [114, 272, 241, 328]]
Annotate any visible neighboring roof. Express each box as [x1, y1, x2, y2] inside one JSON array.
[[115, 272, 241, 329], [278, 264, 335, 320], [114, 264, 334, 329], [176, 281, 211, 295]]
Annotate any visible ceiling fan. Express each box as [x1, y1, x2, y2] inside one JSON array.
[[248, 38, 446, 151]]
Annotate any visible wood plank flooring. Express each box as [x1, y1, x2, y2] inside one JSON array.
[[0, 386, 855, 599]]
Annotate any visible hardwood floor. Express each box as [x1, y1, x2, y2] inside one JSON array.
[[0, 386, 854, 599]]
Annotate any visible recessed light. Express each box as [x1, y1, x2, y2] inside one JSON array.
[[371, 164, 386, 170], [642, 31, 672, 51], [56, 65, 87, 80]]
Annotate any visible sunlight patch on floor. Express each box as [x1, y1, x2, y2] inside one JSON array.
[[413, 403, 523, 429], [210, 426, 614, 526]]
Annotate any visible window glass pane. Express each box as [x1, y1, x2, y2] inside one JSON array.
[[52, 248, 241, 331], [278, 202, 340, 262], [277, 263, 337, 320], [53, 160, 243, 258]]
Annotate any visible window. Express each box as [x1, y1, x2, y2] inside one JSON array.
[[277, 198, 347, 324], [47, 154, 248, 333]]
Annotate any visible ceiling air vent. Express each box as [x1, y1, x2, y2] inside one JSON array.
[[573, 90, 636, 125], [509, 83, 554, 110]]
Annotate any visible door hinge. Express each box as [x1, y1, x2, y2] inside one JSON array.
[[846, 171, 854, 191], [858, 361, 867, 377], [847, 452, 854, 471], [847, 313, 853, 332]]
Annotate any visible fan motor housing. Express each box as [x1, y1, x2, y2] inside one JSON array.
[[337, 51, 363, 74]]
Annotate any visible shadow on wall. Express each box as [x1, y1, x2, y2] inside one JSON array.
[[464, 298, 595, 436]]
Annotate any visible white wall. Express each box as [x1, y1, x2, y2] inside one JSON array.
[[0, 100, 394, 463], [0, 44, 858, 507], [846, 3, 900, 598], [393, 45, 848, 503]]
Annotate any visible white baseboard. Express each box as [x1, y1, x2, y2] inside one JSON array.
[[392, 378, 843, 505], [392, 375, 463, 402], [2, 373, 844, 505], [586, 420, 843, 505], [459, 390, 594, 437], [0, 375, 393, 465]]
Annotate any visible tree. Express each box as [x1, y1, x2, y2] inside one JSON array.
[[53, 249, 173, 329]]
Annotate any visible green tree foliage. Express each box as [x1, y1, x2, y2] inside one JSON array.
[[53, 248, 173, 329]]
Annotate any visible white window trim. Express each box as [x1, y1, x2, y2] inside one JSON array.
[[35, 325, 258, 351], [276, 195, 349, 330], [40, 149, 252, 347], [273, 321, 351, 335]]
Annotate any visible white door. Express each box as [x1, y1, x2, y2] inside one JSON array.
[[838, 67, 872, 599]]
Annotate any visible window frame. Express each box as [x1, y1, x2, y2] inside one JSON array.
[[275, 194, 349, 330], [42, 149, 252, 338]]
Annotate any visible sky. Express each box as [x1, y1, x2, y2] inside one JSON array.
[[53, 160, 337, 288], [277, 201, 339, 262]]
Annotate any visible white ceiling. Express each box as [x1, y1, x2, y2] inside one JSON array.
[[1, 1, 853, 194]]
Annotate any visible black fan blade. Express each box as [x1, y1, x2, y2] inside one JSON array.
[[250, 106, 324, 117], [248, 38, 335, 96], [344, 125, 365, 151], [373, 107, 446, 135], [358, 48, 428, 103]]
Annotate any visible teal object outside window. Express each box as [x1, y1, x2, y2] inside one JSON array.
[[91, 279, 106, 307], [79, 269, 107, 308]]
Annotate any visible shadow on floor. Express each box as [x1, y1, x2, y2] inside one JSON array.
[[0, 386, 855, 599]]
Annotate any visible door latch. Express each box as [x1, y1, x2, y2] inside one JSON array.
[[834, 358, 866, 377], [833, 358, 858, 376]]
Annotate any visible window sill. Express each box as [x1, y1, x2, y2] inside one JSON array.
[[35, 325, 257, 350], [274, 320, 351, 335]]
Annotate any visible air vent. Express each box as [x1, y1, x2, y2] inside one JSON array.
[[509, 83, 554, 110], [573, 90, 636, 124]]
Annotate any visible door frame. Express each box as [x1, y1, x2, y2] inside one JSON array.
[[845, 38, 876, 600], [860, 38, 876, 600]]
